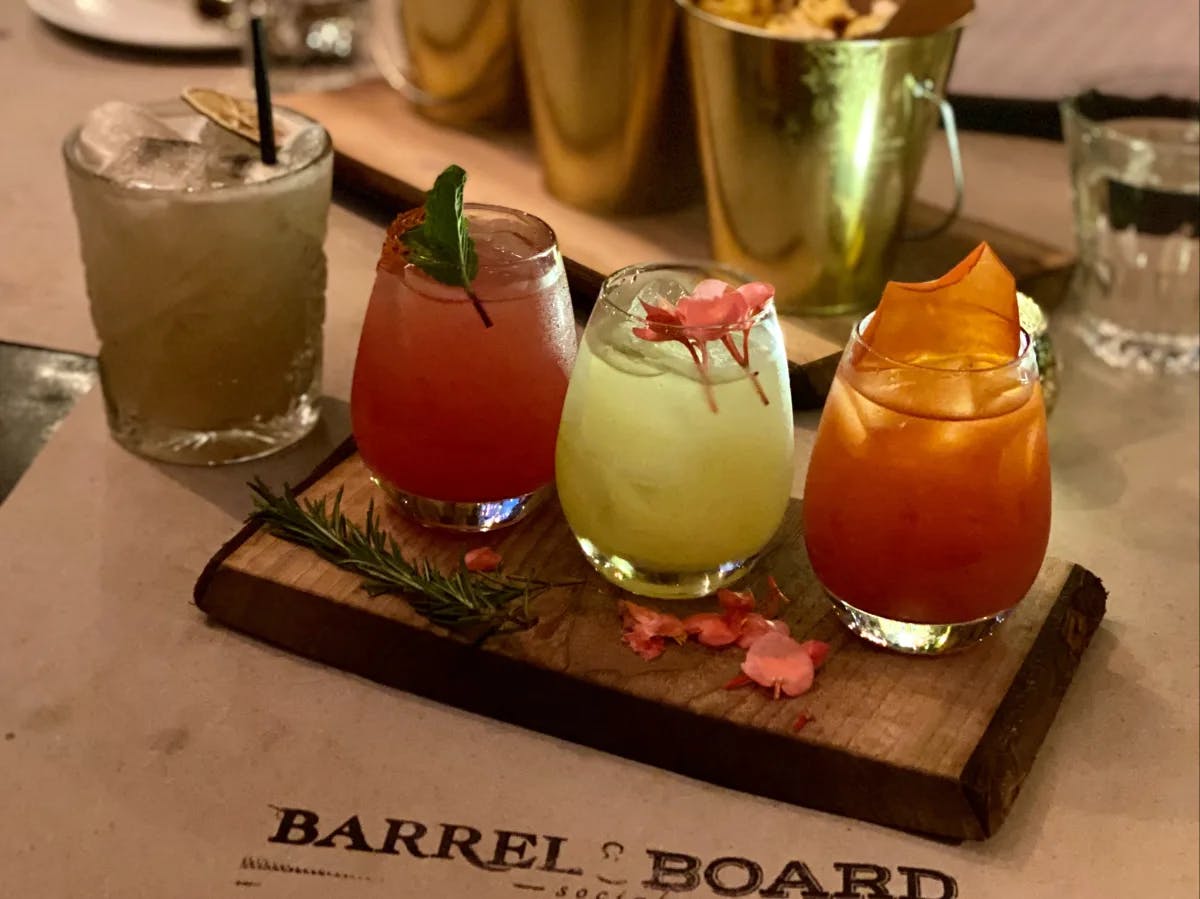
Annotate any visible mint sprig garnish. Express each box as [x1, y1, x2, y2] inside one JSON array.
[[402, 164, 493, 328]]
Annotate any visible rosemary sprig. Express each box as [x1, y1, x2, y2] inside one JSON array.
[[247, 479, 551, 630]]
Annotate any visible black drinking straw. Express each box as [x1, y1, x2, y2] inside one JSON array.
[[249, 16, 277, 165]]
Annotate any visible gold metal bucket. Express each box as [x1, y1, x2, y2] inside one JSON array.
[[516, 0, 701, 214], [370, 0, 525, 128], [678, 2, 966, 315]]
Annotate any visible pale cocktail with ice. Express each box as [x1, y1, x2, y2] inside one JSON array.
[[556, 263, 795, 598], [63, 99, 332, 464]]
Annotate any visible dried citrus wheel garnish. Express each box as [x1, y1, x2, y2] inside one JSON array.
[[180, 87, 302, 148]]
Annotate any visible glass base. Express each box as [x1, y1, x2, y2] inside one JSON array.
[[107, 396, 320, 466], [576, 536, 757, 600], [1075, 315, 1199, 375], [826, 591, 1011, 655], [373, 478, 550, 532]]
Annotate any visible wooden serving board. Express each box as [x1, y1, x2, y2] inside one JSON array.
[[195, 439, 1107, 841], [284, 80, 1074, 408]]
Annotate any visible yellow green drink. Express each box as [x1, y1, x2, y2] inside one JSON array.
[[556, 262, 794, 598]]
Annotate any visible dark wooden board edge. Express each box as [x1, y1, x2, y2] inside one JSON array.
[[194, 453, 1108, 841], [961, 565, 1107, 836], [331, 150, 839, 410]]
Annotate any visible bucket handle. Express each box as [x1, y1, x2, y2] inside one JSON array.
[[903, 75, 964, 241]]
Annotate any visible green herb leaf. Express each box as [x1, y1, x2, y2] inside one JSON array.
[[247, 479, 558, 630], [402, 164, 492, 327]]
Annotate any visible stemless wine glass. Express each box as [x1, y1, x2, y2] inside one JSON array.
[[803, 313, 1052, 654], [350, 204, 577, 530], [556, 262, 795, 598]]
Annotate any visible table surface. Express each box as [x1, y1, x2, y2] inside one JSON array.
[[2, 8, 1197, 899]]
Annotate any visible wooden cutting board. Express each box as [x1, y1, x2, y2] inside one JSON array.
[[283, 80, 1074, 405], [194, 439, 1107, 842]]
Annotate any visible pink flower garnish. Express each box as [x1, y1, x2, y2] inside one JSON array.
[[631, 279, 774, 413], [618, 600, 686, 661], [464, 547, 502, 572], [741, 632, 831, 699], [679, 588, 788, 650], [614, 581, 832, 700]]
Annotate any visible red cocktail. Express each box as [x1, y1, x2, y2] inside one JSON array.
[[351, 204, 577, 530]]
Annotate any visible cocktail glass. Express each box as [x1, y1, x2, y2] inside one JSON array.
[[556, 262, 795, 599], [803, 313, 1051, 654], [63, 99, 332, 465], [350, 204, 577, 531]]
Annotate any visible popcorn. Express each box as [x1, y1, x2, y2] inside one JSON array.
[[698, 0, 900, 39]]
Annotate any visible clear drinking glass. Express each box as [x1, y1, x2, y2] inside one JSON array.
[[803, 313, 1051, 654], [556, 262, 795, 599], [240, 0, 374, 93], [63, 99, 332, 465], [350, 205, 577, 531], [1060, 71, 1200, 374]]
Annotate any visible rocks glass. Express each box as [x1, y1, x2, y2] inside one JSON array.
[[1060, 72, 1200, 374], [556, 262, 795, 598], [63, 99, 332, 465], [803, 313, 1051, 654], [350, 205, 577, 531]]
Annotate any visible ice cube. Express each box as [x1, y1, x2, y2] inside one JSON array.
[[190, 120, 261, 187], [278, 123, 325, 164], [77, 102, 185, 173], [196, 119, 257, 155], [590, 325, 665, 379], [103, 138, 211, 191], [628, 275, 689, 313], [472, 221, 540, 265]]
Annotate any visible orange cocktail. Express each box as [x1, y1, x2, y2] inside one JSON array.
[[803, 244, 1051, 653]]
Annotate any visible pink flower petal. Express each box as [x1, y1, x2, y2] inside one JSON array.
[[620, 601, 686, 639], [735, 613, 777, 648], [640, 301, 684, 325], [623, 629, 666, 661], [733, 281, 774, 314], [741, 630, 816, 697], [677, 293, 747, 331], [632, 326, 671, 341], [717, 588, 756, 615], [682, 612, 741, 647], [690, 278, 734, 301], [798, 639, 831, 669], [464, 547, 501, 572], [618, 601, 687, 661]]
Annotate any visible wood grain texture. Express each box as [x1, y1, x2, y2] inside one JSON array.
[[195, 441, 1106, 841]]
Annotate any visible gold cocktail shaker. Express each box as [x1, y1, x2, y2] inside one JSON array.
[[371, 0, 525, 128], [516, 0, 701, 213]]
